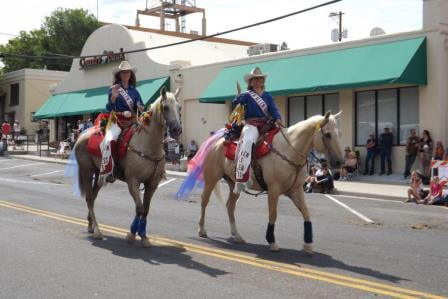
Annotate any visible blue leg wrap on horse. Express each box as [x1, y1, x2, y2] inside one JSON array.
[[304, 221, 313, 244], [138, 218, 147, 238], [265, 223, 275, 244], [130, 216, 140, 234]]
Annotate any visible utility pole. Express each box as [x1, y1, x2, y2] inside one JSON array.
[[338, 11, 343, 42], [329, 11, 346, 42]]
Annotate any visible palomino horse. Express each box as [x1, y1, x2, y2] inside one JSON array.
[[75, 87, 182, 247], [198, 112, 344, 254]]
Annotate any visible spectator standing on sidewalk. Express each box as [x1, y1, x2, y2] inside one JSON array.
[[364, 134, 377, 175], [434, 141, 445, 160], [12, 120, 20, 141], [379, 127, 393, 175], [419, 129, 433, 177], [404, 129, 420, 178], [2, 121, 10, 138]]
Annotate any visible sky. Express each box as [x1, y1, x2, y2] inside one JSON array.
[[0, 0, 422, 55]]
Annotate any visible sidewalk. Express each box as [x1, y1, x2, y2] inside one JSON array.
[[8, 154, 407, 201]]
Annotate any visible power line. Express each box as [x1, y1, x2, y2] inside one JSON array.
[[0, 32, 18, 37], [0, 0, 341, 61]]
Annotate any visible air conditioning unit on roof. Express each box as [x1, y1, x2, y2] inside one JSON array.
[[247, 43, 279, 56]]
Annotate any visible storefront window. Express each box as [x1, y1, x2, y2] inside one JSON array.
[[324, 93, 339, 114], [356, 91, 375, 146], [306, 95, 322, 119], [378, 89, 398, 144], [355, 87, 419, 146], [288, 93, 339, 126], [399, 87, 419, 145], [288, 96, 305, 126]]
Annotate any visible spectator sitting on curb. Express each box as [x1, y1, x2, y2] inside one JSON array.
[[422, 176, 443, 205], [405, 171, 428, 203], [340, 147, 357, 181], [304, 164, 318, 193], [312, 159, 334, 194]]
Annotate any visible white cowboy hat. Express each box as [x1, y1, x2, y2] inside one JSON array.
[[243, 67, 268, 83], [112, 61, 137, 75]]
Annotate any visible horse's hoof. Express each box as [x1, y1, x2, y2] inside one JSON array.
[[141, 238, 151, 248], [198, 229, 208, 238], [303, 243, 314, 255], [268, 243, 280, 252], [93, 230, 103, 240], [126, 232, 136, 244], [230, 235, 246, 244], [87, 227, 94, 234]]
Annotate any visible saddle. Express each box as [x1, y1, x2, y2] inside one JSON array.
[[87, 125, 137, 161], [223, 127, 280, 161]]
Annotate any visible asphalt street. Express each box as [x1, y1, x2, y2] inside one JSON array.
[[0, 157, 447, 298]]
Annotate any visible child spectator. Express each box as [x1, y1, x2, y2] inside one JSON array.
[[423, 176, 443, 205], [405, 171, 428, 203], [434, 141, 445, 160]]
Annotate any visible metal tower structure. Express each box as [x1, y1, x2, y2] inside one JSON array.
[[136, 0, 206, 36]]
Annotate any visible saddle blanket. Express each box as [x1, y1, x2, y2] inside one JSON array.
[[224, 128, 280, 161], [87, 126, 136, 161]]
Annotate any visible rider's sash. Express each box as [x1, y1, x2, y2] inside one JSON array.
[[118, 87, 134, 111], [247, 90, 270, 118]]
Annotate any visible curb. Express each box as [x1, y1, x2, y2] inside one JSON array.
[[9, 154, 406, 201], [332, 189, 405, 201]]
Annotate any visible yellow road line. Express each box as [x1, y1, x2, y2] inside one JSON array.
[[0, 200, 445, 299]]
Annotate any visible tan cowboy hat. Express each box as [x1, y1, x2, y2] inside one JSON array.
[[243, 67, 267, 83], [112, 61, 137, 75]]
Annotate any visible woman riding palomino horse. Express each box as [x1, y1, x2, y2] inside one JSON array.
[[193, 67, 344, 253], [74, 70, 182, 247], [233, 67, 283, 194], [100, 61, 145, 184]]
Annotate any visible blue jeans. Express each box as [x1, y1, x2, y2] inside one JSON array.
[[404, 154, 417, 177], [380, 148, 392, 174], [364, 150, 376, 174]]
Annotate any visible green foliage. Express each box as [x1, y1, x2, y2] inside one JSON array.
[[0, 8, 100, 72]]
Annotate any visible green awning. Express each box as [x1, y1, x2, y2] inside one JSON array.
[[200, 37, 427, 103], [35, 76, 170, 119]]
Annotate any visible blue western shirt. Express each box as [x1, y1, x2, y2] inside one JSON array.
[[232, 91, 281, 121], [106, 85, 144, 113]]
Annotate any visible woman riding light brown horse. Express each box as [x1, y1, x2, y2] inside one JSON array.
[[75, 87, 181, 247], [197, 111, 343, 254]]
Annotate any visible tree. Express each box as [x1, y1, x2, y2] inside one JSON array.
[[0, 8, 100, 72]]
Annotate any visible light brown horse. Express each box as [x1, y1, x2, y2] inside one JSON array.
[[75, 87, 182, 247], [198, 112, 344, 254]]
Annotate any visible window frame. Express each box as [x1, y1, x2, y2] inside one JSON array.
[[287, 92, 339, 126], [355, 86, 418, 147], [10, 83, 19, 107]]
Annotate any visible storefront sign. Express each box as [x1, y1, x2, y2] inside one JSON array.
[[79, 48, 125, 70]]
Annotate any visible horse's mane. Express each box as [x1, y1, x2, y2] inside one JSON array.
[[287, 114, 324, 134]]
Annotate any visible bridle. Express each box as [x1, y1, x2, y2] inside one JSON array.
[[270, 118, 334, 195]]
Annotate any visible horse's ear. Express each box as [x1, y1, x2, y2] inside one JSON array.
[[236, 81, 241, 95], [174, 87, 181, 99], [334, 110, 343, 119], [160, 86, 167, 101], [320, 111, 330, 127]]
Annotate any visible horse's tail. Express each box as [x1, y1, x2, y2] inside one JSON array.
[[64, 144, 82, 197], [176, 128, 226, 200]]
